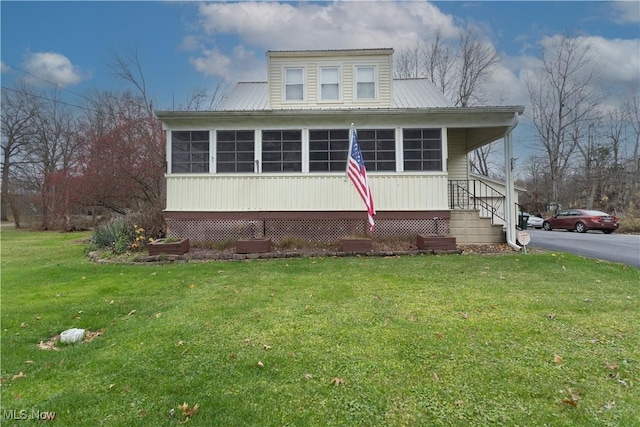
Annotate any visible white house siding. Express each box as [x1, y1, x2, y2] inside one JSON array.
[[446, 129, 469, 180], [166, 174, 448, 212], [268, 49, 393, 109]]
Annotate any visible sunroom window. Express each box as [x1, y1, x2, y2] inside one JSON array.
[[309, 129, 349, 172], [262, 130, 302, 172], [216, 130, 255, 173], [357, 129, 395, 171], [171, 131, 209, 173], [403, 128, 443, 171]]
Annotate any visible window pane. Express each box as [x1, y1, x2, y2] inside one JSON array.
[[171, 131, 210, 173], [215, 130, 255, 173], [285, 68, 304, 100], [357, 67, 374, 82], [321, 84, 339, 100], [357, 83, 375, 99], [286, 68, 303, 84], [322, 68, 339, 84], [309, 128, 350, 173], [402, 128, 443, 172], [286, 85, 303, 100]]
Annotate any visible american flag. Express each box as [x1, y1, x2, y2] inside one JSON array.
[[347, 127, 375, 232]]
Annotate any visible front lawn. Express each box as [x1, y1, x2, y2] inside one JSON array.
[[1, 229, 638, 426]]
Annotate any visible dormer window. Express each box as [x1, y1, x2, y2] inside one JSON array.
[[285, 68, 304, 101], [320, 67, 340, 100], [356, 66, 375, 100]]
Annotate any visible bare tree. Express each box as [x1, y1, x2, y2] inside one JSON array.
[[424, 28, 455, 96], [107, 47, 153, 115], [1, 83, 40, 226], [178, 80, 231, 111], [393, 45, 422, 79], [455, 29, 500, 108], [394, 27, 501, 177], [623, 91, 640, 211], [525, 34, 603, 204], [23, 90, 81, 229]]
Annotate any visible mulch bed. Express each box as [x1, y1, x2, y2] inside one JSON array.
[[88, 242, 534, 264]]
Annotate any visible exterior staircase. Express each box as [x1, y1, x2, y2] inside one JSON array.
[[448, 179, 507, 245]]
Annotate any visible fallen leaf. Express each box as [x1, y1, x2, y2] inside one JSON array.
[[37, 340, 59, 351], [84, 329, 104, 342], [257, 361, 264, 368], [605, 362, 619, 370], [304, 373, 313, 380], [460, 312, 469, 319], [433, 372, 440, 382], [553, 354, 564, 364], [178, 402, 199, 418], [14, 394, 22, 400], [331, 377, 344, 386], [435, 332, 443, 339], [35, 316, 42, 320], [20, 322, 27, 328], [548, 313, 556, 320], [177, 340, 185, 346], [263, 344, 272, 351], [561, 388, 581, 406], [127, 309, 137, 316], [109, 384, 116, 390], [12, 372, 26, 380], [455, 400, 464, 407], [155, 312, 162, 318]]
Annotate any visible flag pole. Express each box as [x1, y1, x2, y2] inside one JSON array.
[[345, 123, 355, 182]]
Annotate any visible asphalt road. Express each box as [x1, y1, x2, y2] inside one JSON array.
[[523, 228, 640, 269]]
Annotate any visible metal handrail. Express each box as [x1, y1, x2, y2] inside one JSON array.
[[448, 180, 505, 224]]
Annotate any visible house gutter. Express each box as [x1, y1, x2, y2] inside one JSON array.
[[504, 112, 521, 251]]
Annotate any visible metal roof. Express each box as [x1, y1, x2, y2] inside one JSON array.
[[392, 79, 454, 108], [216, 79, 454, 111], [217, 82, 269, 111]]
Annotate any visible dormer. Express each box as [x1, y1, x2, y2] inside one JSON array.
[[266, 48, 394, 110]]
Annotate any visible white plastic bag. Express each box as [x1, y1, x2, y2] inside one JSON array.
[[60, 328, 85, 343]]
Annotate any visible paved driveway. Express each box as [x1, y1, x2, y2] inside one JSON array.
[[525, 228, 640, 268]]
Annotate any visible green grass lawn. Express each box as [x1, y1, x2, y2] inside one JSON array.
[[1, 229, 638, 426]]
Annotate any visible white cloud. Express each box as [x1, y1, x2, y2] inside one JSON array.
[[583, 35, 640, 86], [189, 1, 456, 81], [22, 52, 83, 87], [610, 1, 640, 24], [184, 0, 639, 120], [0, 61, 9, 73]]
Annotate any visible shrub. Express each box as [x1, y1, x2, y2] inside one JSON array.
[[90, 218, 137, 254]]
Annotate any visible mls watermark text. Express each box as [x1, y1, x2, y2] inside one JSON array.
[[3, 409, 56, 421]]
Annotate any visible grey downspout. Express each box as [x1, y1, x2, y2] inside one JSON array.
[[504, 112, 521, 251]]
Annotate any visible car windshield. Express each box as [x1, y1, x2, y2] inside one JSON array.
[[582, 210, 609, 216]]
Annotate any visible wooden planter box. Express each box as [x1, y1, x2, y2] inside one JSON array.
[[339, 238, 373, 253], [148, 238, 190, 255], [417, 235, 457, 251], [236, 238, 272, 254]]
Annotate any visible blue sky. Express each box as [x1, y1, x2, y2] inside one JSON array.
[[1, 1, 639, 161]]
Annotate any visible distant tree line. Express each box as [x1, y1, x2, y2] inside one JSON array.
[[1, 49, 224, 231], [394, 29, 640, 216]]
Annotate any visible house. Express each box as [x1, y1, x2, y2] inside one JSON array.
[[155, 48, 525, 249]]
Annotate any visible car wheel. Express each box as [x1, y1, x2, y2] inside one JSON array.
[[603, 229, 613, 234], [543, 221, 552, 231], [575, 222, 587, 233]]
